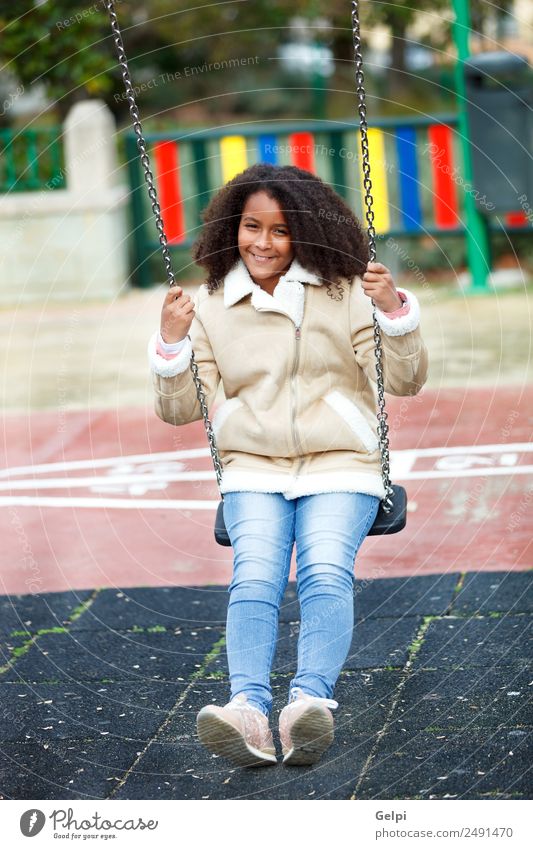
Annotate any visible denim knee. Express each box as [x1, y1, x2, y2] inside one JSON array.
[[297, 566, 354, 600], [228, 577, 283, 608]]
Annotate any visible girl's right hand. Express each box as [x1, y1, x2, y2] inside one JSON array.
[[160, 285, 195, 343]]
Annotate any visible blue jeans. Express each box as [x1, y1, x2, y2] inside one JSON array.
[[222, 491, 380, 716]]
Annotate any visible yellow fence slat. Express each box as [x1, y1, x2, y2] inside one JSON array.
[[220, 135, 248, 183], [359, 127, 390, 233]]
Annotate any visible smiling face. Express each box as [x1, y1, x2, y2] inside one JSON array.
[[237, 191, 294, 294]]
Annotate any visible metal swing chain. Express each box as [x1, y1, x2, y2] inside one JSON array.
[[106, 0, 391, 506], [351, 0, 394, 512], [105, 0, 223, 488]]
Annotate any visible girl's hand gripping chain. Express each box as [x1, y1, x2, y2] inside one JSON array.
[[160, 285, 195, 343], [362, 262, 404, 313]]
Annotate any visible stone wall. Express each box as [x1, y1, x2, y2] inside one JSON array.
[[0, 100, 129, 303]]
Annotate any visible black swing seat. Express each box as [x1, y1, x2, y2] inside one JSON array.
[[215, 500, 231, 546], [367, 484, 407, 536], [214, 484, 407, 546]]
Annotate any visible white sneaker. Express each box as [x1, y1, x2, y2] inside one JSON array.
[[197, 693, 277, 768], [279, 686, 338, 766]]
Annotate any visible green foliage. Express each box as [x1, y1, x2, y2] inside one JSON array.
[[0, 1, 113, 116], [0, 0, 520, 127], [470, 0, 515, 38]]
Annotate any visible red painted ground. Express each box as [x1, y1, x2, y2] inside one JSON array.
[[1, 387, 531, 595]]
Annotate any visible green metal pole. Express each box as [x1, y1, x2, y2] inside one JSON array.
[[451, 0, 491, 291]]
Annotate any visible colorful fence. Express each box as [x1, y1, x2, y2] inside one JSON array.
[[125, 115, 529, 286], [1, 118, 527, 287], [127, 116, 462, 285]]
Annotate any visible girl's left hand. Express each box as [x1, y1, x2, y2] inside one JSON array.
[[362, 262, 403, 312]]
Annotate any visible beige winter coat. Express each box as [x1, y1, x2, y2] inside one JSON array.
[[148, 258, 428, 500]]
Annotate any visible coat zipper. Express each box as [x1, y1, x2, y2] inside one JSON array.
[[255, 303, 305, 475], [291, 325, 304, 476]]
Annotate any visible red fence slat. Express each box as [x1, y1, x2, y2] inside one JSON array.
[[427, 124, 460, 229], [288, 132, 315, 172], [153, 141, 185, 244]]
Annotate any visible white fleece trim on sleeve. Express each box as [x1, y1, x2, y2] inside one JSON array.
[[147, 330, 192, 377], [375, 287, 420, 336]]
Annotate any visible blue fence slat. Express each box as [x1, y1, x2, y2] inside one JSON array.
[[258, 134, 278, 164], [395, 126, 423, 232]]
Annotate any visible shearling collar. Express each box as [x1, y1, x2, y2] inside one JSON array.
[[223, 258, 322, 309]]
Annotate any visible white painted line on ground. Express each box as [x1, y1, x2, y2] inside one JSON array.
[[1, 443, 531, 480], [0, 443, 530, 509], [0, 471, 214, 491], [0, 496, 218, 509], [0, 448, 210, 478], [393, 466, 533, 480]]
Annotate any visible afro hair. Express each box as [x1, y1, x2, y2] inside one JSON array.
[[191, 163, 369, 293]]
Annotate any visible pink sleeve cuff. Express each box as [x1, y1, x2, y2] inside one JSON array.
[[155, 332, 188, 360], [380, 289, 410, 318], [156, 339, 180, 360]]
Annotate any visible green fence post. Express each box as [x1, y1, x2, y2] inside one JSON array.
[[451, 0, 491, 292], [192, 139, 210, 229], [327, 131, 348, 200], [2, 130, 18, 191], [125, 134, 151, 288], [25, 130, 40, 190]]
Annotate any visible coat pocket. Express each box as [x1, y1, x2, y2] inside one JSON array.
[[322, 390, 379, 453], [211, 396, 244, 440]]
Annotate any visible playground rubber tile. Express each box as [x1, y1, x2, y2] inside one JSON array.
[[156, 680, 227, 746], [452, 572, 533, 615], [36, 576, 460, 636], [413, 616, 532, 670], [116, 679, 380, 800], [355, 727, 532, 799], [157, 671, 403, 746], [278, 583, 300, 622], [1, 627, 224, 684], [0, 680, 184, 743], [0, 632, 28, 666], [277, 575, 458, 624], [333, 671, 405, 733], [114, 734, 377, 800], [344, 617, 424, 669], [71, 585, 229, 632], [354, 573, 459, 621], [231, 617, 422, 677], [0, 590, 93, 636], [74, 582, 357, 630], [0, 737, 142, 800], [388, 666, 533, 731]]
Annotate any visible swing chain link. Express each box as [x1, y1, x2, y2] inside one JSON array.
[[351, 0, 394, 512], [105, 0, 223, 488]]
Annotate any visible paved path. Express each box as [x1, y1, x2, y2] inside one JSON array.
[[0, 572, 530, 800], [1, 386, 531, 595], [1, 282, 531, 414]]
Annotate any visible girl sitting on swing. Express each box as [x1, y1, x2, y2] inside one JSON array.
[[148, 162, 428, 768]]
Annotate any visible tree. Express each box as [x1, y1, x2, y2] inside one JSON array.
[[355, 0, 449, 95], [0, 1, 114, 119], [0, 1, 332, 109], [2, 0, 514, 124]]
